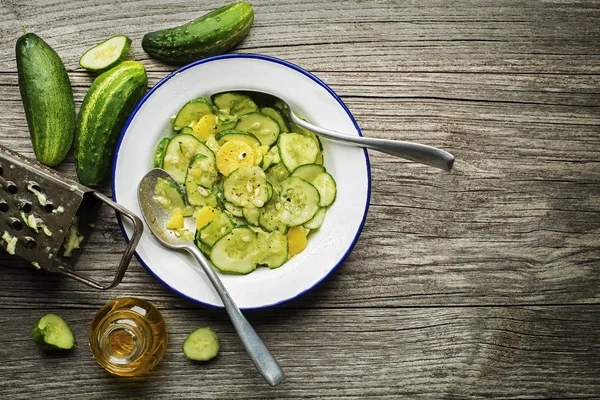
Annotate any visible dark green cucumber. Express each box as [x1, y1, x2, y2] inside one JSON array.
[[16, 33, 75, 167], [74, 61, 147, 186], [141, 2, 254, 64]]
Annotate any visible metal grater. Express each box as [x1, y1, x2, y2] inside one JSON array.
[[0, 144, 143, 289]]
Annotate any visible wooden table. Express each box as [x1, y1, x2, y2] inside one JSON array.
[[0, 1, 598, 398]]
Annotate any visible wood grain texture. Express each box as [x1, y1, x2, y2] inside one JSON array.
[[0, 0, 598, 398]]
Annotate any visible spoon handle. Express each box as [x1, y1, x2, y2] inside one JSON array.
[[289, 115, 455, 172], [186, 245, 285, 386]]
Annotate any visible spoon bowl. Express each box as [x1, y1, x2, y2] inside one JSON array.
[[213, 89, 455, 171], [137, 168, 285, 386]]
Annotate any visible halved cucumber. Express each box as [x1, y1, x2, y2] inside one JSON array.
[[254, 229, 288, 269], [291, 164, 337, 207], [277, 177, 320, 226], [185, 155, 219, 207], [260, 107, 289, 133], [234, 112, 280, 146], [210, 227, 257, 274], [212, 92, 258, 118], [154, 137, 170, 168], [163, 134, 215, 184], [196, 212, 234, 247], [223, 166, 269, 208], [278, 133, 319, 172], [79, 35, 131, 72], [173, 97, 214, 131]]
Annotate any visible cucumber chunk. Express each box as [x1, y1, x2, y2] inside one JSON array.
[[210, 227, 257, 274], [79, 35, 131, 72], [31, 314, 75, 350], [173, 97, 214, 131], [212, 92, 258, 118], [163, 134, 215, 184], [278, 133, 319, 172], [223, 166, 269, 208], [154, 137, 170, 168], [183, 327, 220, 361], [234, 112, 280, 146]]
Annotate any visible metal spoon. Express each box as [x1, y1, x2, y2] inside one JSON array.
[[138, 168, 285, 387], [214, 90, 455, 172]]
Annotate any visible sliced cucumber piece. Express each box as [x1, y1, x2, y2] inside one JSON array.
[[196, 213, 234, 247], [182, 327, 220, 361], [235, 112, 280, 146], [278, 133, 319, 172], [79, 35, 131, 72], [215, 129, 261, 147], [313, 172, 337, 207], [303, 207, 327, 230], [291, 163, 326, 182], [291, 164, 337, 207], [185, 155, 219, 207], [173, 97, 214, 131], [210, 227, 257, 274], [153, 137, 170, 168], [212, 92, 258, 117], [214, 119, 237, 134], [277, 177, 320, 226], [265, 163, 290, 187], [163, 134, 215, 184], [242, 206, 260, 226], [154, 177, 186, 211], [259, 199, 288, 233], [223, 201, 244, 217], [223, 166, 270, 208], [260, 107, 290, 133], [254, 229, 288, 269], [31, 314, 75, 350]]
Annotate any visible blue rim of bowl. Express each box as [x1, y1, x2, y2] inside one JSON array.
[[111, 53, 371, 310]]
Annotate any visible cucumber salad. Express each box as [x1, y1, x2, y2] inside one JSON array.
[[153, 92, 337, 274]]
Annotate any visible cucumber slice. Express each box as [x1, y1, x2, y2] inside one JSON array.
[[210, 227, 257, 274], [265, 163, 290, 187], [254, 229, 288, 269], [215, 129, 261, 147], [31, 314, 75, 350], [185, 155, 219, 207], [154, 177, 186, 211], [173, 97, 214, 131], [214, 119, 237, 134], [163, 134, 215, 184], [234, 112, 280, 146], [278, 133, 319, 172], [223, 166, 270, 208], [223, 201, 244, 217], [277, 177, 320, 226], [259, 199, 288, 233], [153, 137, 170, 168], [303, 207, 327, 230], [212, 92, 258, 117], [79, 35, 131, 72], [182, 327, 220, 361], [196, 212, 234, 247], [291, 164, 337, 207], [242, 206, 260, 226], [260, 107, 290, 133]]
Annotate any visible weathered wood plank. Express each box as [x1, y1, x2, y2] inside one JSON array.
[[0, 306, 597, 399]]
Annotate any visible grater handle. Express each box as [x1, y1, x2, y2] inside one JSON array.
[[56, 191, 144, 290]]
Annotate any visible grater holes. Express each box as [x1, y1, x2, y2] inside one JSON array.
[[8, 217, 22, 231], [0, 165, 3, 175], [30, 183, 41, 192], [22, 237, 36, 249], [0, 201, 7, 212], [43, 203, 54, 213], [20, 201, 32, 213], [6, 182, 18, 194]]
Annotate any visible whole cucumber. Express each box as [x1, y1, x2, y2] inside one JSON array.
[[16, 33, 75, 167], [142, 2, 254, 64], [74, 61, 147, 186]]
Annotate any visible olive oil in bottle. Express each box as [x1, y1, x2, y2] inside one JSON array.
[[89, 297, 168, 376]]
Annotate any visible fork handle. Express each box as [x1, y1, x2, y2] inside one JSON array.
[[290, 115, 455, 172], [186, 245, 285, 386]]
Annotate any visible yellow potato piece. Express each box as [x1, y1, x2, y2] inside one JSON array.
[[287, 226, 309, 257], [196, 206, 221, 230], [166, 208, 184, 230], [216, 140, 255, 176], [192, 114, 218, 141]]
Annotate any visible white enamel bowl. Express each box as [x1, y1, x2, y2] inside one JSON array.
[[112, 54, 371, 309]]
